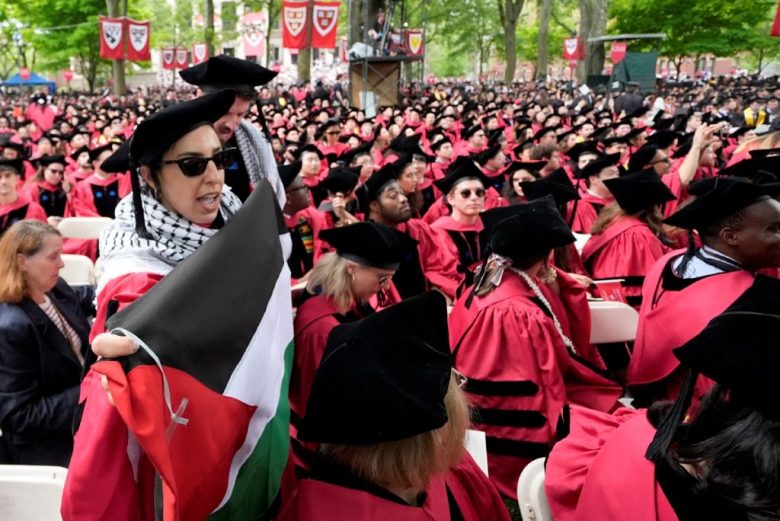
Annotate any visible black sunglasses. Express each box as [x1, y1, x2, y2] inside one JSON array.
[[459, 188, 486, 198], [160, 147, 237, 177]]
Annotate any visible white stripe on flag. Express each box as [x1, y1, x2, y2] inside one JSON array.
[[215, 261, 293, 509]]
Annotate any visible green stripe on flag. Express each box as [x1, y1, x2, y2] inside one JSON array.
[[209, 340, 293, 521]]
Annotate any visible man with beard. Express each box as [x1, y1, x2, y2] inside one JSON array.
[[363, 163, 461, 300], [179, 55, 284, 206]]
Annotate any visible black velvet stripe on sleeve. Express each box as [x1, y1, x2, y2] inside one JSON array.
[[465, 378, 539, 397], [472, 407, 548, 428]]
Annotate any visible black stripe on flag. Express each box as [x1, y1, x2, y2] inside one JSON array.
[[106, 183, 286, 394]]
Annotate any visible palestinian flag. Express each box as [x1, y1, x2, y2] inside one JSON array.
[[63, 183, 293, 521]]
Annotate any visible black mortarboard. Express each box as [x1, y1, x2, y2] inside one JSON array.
[[532, 126, 557, 142], [318, 221, 418, 271], [624, 126, 647, 141], [89, 143, 115, 162], [69, 145, 90, 162], [35, 155, 66, 167], [520, 168, 580, 207], [0, 158, 23, 174], [364, 162, 400, 202], [627, 144, 659, 172], [566, 141, 599, 161], [179, 54, 277, 89], [604, 170, 675, 214], [646, 275, 780, 462], [101, 140, 131, 174], [3, 142, 28, 159], [476, 144, 503, 165], [652, 117, 675, 131], [672, 140, 693, 159], [664, 177, 771, 230], [430, 136, 452, 152], [341, 141, 373, 164], [320, 165, 361, 194], [434, 159, 489, 194], [748, 147, 780, 159], [577, 153, 621, 179], [601, 136, 628, 148], [646, 130, 681, 150], [296, 143, 325, 160], [300, 291, 450, 445], [505, 160, 545, 177], [462, 125, 483, 140], [487, 129, 507, 148], [483, 196, 575, 260], [720, 155, 780, 179], [277, 161, 301, 189]]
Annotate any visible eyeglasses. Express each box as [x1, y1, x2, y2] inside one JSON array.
[[47, 168, 64, 174], [325, 130, 341, 136], [160, 147, 236, 177], [459, 188, 486, 199]]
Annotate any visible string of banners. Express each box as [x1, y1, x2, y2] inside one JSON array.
[[99, 16, 151, 61]]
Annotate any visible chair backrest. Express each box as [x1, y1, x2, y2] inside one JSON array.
[[517, 458, 553, 521], [572, 233, 591, 254], [0, 465, 67, 521], [588, 300, 640, 344], [58, 216, 113, 239], [60, 254, 95, 286], [464, 429, 489, 476]]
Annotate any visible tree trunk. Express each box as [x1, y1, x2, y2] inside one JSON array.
[[577, 0, 607, 82], [349, 0, 364, 47], [206, 0, 216, 57], [536, 0, 552, 81], [106, 0, 126, 96], [498, 0, 524, 84], [297, 0, 313, 81], [758, 49, 765, 75]]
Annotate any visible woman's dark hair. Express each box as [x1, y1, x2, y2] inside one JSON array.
[[648, 385, 780, 520]]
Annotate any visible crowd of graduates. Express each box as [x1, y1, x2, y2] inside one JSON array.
[[1, 55, 780, 520]]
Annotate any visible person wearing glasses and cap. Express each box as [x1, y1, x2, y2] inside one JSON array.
[[448, 197, 621, 500], [288, 222, 416, 484], [179, 55, 285, 206], [67, 143, 128, 219], [280, 292, 511, 521], [545, 275, 780, 521]]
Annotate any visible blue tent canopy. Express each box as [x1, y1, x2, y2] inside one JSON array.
[[0, 72, 57, 93]]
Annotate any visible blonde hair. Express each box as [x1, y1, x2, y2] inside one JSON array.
[[733, 131, 780, 156], [0, 220, 61, 303], [320, 376, 470, 490], [591, 202, 667, 240], [305, 252, 357, 314]]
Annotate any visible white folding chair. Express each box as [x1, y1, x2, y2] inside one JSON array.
[[517, 458, 553, 521], [0, 465, 67, 521], [60, 254, 95, 286], [588, 300, 640, 344], [572, 233, 591, 255], [58, 216, 113, 240], [464, 429, 489, 476]]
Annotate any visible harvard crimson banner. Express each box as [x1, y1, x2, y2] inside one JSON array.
[[175, 48, 189, 69], [161, 48, 175, 70], [563, 37, 584, 61], [125, 19, 151, 61], [242, 11, 267, 57], [610, 42, 627, 64], [772, 1, 780, 36], [192, 43, 209, 64], [405, 29, 424, 56], [311, 1, 340, 49], [282, 1, 308, 50], [99, 16, 125, 60]]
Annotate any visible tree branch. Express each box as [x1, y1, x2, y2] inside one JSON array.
[[551, 8, 575, 35]]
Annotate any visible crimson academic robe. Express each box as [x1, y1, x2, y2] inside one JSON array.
[[69, 174, 127, 218], [278, 453, 511, 521], [317, 142, 351, 158], [545, 406, 679, 521], [430, 216, 483, 279], [628, 249, 754, 404], [395, 219, 462, 300], [570, 191, 610, 234], [25, 181, 70, 218], [448, 270, 620, 498], [581, 216, 670, 303], [0, 193, 47, 234]]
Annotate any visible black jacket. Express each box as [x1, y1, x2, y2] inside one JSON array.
[[0, 279, 93, 466]]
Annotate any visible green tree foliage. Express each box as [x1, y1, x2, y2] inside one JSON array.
[[611, 0, 779, 75]]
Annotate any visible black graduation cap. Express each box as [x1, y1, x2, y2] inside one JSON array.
[[318, 221, 418, 271], [101, 140, 131, 174], [652, 117, 676, 131], [430, 136, 452, 152], [89, 143, 115, 162], [277, 161, 301, 189], [627, 144, 659, 172], [748, 147, 780, 159], [483, 196, 575, 261], [300, 291, 450, 445], [295, 143, 325, 160], [520, 168, 580, 207], [179, 54, 277, 88], [476, 144, 503, 165], [434, 159, 489, 194], [34, 154, 66, 167], [532, 126, 557, 142], [566, 141, 599, 162], [720, 155, 780, 179], [624, 126, 648, 141], [603, 170, 676, 214], [487, 129, 506, 148], [671, 139, 693, 159], [505, 160, 545, 177], [320, 165, 361, 194], [340, 141, 374, 164], [646, 275, 780, 462], [0, 158, 23, 174], [646, 130, 681, 150], [364, 162, 401, 202], [3, 142, 28, 159], [664, 177, 771, 230], [577, 152, 621, 179], [462, 125, 483, 140]]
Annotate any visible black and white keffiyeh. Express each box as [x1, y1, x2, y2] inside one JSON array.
[[97, 186, 242, 294]]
